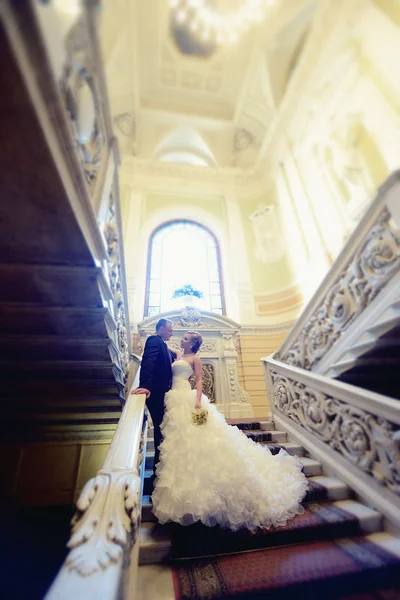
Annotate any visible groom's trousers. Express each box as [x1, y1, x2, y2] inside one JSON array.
[[146, 392, 165, 479]]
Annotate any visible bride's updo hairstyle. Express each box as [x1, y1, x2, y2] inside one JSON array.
[[187, 331, 203, 354]]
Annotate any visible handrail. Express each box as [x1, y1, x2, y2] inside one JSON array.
[[46, 366, 146, 600], [262, 355, 400, 527], [275, 171, 400, 371]]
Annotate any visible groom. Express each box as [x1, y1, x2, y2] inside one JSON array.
[[131, 318, 174, 480]]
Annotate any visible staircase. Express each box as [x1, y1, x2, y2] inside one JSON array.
[[3, 3, 399, 598], [336, 323, 400, 400], [138, 419, 400, 599], [0, 263, 125, 442], [0, 2, 130, 444]]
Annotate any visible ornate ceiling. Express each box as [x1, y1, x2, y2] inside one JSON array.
[[100, 0, 317, 171]]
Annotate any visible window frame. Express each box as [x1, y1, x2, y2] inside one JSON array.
[[144, 219, 226, 318]]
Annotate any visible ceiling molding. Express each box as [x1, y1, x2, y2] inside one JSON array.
[[119, 156, 270, 199], [103, 0, 363, 179]]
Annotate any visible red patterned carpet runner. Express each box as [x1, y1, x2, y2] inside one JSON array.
[[172, 537, 400, 600], [169, 502, 360, 559]]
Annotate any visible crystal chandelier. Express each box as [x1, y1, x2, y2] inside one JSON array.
[[169, 0, 275, 45]]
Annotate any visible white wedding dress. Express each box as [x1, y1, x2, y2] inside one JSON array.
[[151, 360, 308, 532]]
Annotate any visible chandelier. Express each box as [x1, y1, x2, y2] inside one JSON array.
[[168, 0, 275, 45]]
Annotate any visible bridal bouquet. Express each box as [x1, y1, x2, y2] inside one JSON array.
[[192, 407, 208, 426]]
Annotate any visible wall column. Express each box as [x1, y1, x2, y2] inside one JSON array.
[[223, 182, 256, 324], [123, 186, 144, 327], [281, 151, 331, 300], [297, 152, 346, 262]]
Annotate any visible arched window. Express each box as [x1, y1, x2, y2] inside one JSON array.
[[145, 221, 225, 317]]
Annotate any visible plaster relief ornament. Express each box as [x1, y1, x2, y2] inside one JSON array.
[[329, 112, 374, 203], [114, 112, 136, 138], [249, 203, 284, 264]]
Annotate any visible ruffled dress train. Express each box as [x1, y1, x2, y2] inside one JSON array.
[[151, 360, 308, 532]]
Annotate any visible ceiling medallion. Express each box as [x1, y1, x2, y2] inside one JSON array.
[[169, 0, 275, 45]]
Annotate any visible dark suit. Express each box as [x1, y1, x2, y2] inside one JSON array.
[[139, 335, 172, 477]]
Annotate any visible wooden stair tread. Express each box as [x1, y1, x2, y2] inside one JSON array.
[[0, 379, 124, 400], [0, 263, 104, 307], [0, 335, 118, 363], [0, 305, 113, 336], [0, 360, 122, 380]]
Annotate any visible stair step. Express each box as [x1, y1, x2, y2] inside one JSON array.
[[259, 420, 275, 431], [171, 532, 400, 598], [169, 500, 382, 559], [260, 441, 304, 456], [0, 335, 115, 361], [0, 264, 103, 307], [144, 470, 155, 495], [304, 476, 350, 502], [337, 371, 400, 400], [145, 452, 154, 470], [333, 500, 382, 534], [0, 360, 122, 382], [0, 378, 124, 399], [299, 456, 323, 476], [1, 421, 119, 443], [139, 500, 382, 563], [142, 495, 156, 523], [139, 522, 172, 565], [243, 429, 287, 443], [0, 305, 112, 336], [1, 409, 122, 424], [0, 395, 123, 411], [227, 419, 274, 431]]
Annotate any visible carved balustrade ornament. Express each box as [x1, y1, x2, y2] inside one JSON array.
[[66, 469, 141, 575], [189, 363, 216, 403], [47, 405, 147, 586], [104, 195, 130, 383], [278, 208, 400, 370], [271, 371, 400, 495], [61, 18, 105, 189]]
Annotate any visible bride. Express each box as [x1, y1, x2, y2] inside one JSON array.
[[151, 331, 308, 532]]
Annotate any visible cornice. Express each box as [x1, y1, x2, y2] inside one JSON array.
[[239, 322, 295, 336], [119, 156, 270, 199]]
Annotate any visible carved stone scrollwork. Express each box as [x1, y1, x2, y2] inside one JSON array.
[[168, 339, 216, 354], [61, 19, 104, 189], [225, 359, 244, 404], [177, 306, 203, 327], [282, 208, 400, 369], [200, 340, 217, 353], [104, 195, 130, 383], [114, 112, 136, 138], [66, 469, 141, 576], [189, 363, 216, 403], [226, 360, 236, 401], [222, 334, 236, 352], [271, 371, 400, 495]]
